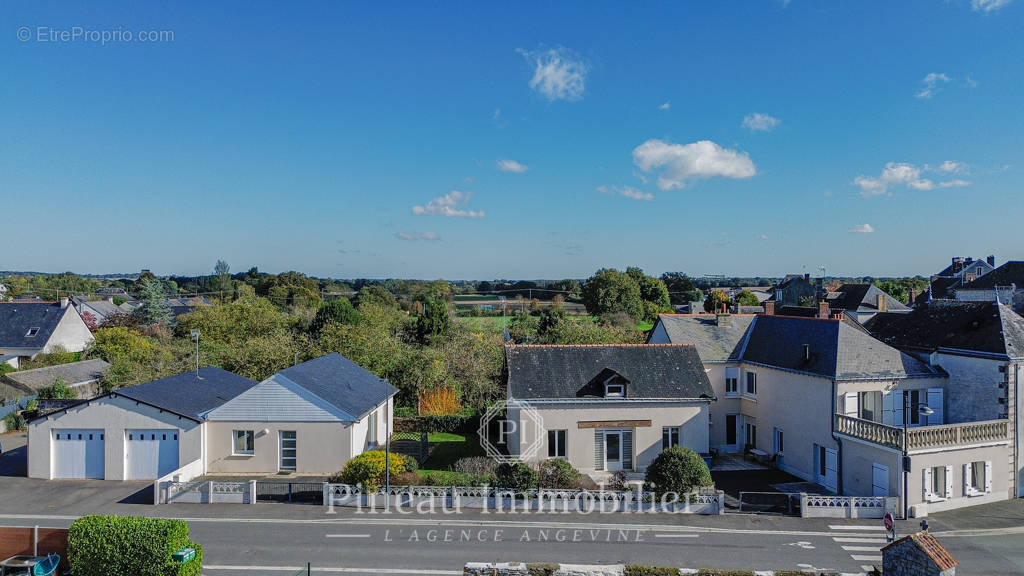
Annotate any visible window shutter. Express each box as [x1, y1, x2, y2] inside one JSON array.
[[963, 463, 972, 495], [945, 465, 953, 498], [623, 431, 633, 471], [985, 461, 993, 493], [923, 467, 932, 498], [594, 431, 604, 471], [926, 388, 944, 425], [882, 392, 895, 426], [844, 392, 859, 417], [893, 391, 905, 427], [725, 367, 739, 379]]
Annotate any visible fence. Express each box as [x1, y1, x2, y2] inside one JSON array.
[[323, 484, 726, 514], [161, 480, 253, 504], [0, 526, 69, 572], [256, 481, 324, 503], [737, 492, 801, 516], [799, 494, 897, 518]]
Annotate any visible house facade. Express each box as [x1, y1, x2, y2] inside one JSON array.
[[503, 344, 714, 475], [26, 353, 396, 480], [0, 300, 94, 369]]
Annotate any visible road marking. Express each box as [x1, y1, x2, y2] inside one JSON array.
[[652, 533, 699, 538], [850, 554, 883, 562], [205, 566, 460, 574], [841, 545, 882, 552], [325, 534, 372, 538], [832, 537, 888, 544], [829, 525, 885, 531]]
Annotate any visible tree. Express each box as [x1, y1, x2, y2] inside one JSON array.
[[311, 298, 360, 333], [643, 446, 714, 496], [214, 260, 232, 296], [355, 285, 397, 309], [582, 269, 643, 322], [536, 307, 566, 342], [133, 278, 172, 326], [38, 377, 77, 400], [660, 273, 703, 305], [637, 276, 672, 323], [734, 290, 760, 307], [703, 289, 730, 314], [415, 297, 451, 343]]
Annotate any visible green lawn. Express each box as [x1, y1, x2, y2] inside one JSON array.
[[421, 432, 484, 471], [454, 316, 511, 333], [636, 321, 654, 331]]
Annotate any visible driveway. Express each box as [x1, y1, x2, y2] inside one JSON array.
[[0, 431, 27, 477]]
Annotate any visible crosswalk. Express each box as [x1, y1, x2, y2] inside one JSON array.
[[828, 524, 890, 574]]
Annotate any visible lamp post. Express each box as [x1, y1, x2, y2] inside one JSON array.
[[384, 384, 391, 495], [190, 329, 201, 376], [902, 394, 934, 520]]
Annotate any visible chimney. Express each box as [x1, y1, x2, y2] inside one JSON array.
[[59, 297, 69, 309], [716, 313, 731, 327], [818, 301, 830, 319], [764, 301, 775, 315], [965, 257, 974, 265], [803, 344, 811, 362], [804, 273, 811, 282], [988, 255, 996, 267], [877, 293, 887, 313], [952, 257, 964, 274]]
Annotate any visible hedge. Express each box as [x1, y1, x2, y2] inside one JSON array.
[[68, 515, 203, 576]]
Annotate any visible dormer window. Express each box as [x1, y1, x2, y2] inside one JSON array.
[[25, 327, 40, 338], [605, 383, 625, 397]]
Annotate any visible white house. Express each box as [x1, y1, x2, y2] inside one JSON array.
[[26, 353, 397, 480], [0, 300, 94, 369], [503, 344, 714, 476]]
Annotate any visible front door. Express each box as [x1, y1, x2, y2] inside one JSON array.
[[604, 431, 623, 472], [279, 431, 297, 472]]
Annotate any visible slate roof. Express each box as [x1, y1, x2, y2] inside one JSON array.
[[276, 353, 398, 420], [740, 315, 939, 380], [2, 359, 111, 391], [826, 283, 910, 314], [958, 261, 1024, 290], [112, 367, 258, 420], [650, 314, 756, 362], [866, 301, 1024, 359], [72, 297, 120, 319], [0, 302, 69, 349], [927, 275, 961, 300], [506, 344, 715, 400]]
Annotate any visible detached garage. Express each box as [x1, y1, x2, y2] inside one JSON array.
[[27, 367, 255, 480]]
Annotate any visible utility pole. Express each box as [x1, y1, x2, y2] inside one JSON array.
[[191, 329, 201, 377]]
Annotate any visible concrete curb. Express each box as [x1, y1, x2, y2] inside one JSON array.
[[463, 563, 855, 576]]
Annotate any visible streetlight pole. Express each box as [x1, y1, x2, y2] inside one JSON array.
[[384, 387, 391, 495], [902, 393, 934, 520], [190, 329, 201, 377]]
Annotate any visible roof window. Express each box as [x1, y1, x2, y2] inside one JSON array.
[[25, 327, 40, 338]]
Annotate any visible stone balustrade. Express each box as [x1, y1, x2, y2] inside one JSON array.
[[835, 414, 1009, 451]]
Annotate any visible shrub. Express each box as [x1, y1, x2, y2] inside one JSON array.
[[527, 563, 559, 576], [537, 459, 582, 489], [644, 446, 713, 496], [37, 377, 77, 400], [493, 462, 537, 492], [624, 566, 682, 576], [68, 515, 203, 576], [3, 411, 25, 432], [604, 470, 629, 491], [452, 456, 497, 478], [333, 451, 408, 490], [391, 471, 423, 485]]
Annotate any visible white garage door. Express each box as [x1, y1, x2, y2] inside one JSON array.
[[125, 429, 179, 479], [52, 429, 105, 479]]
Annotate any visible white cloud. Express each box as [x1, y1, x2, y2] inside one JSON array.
[[632, 139, 757, 190], [854, 161, 970, 196], [939, 179, 972, 188], [972, 0, 1011, 12], [937, 160, 966, 174], [915, 72, 952, 99], [849, 223, 875, 234], [496, 159, 529, 173], [965, 76, 979, 88], [760, 234, 770, 241], [411, 191, 485, 218], [659, 101, 671, 111], [519, 48, 587, 102], [598, 185, 654, 201], [742, 113, 781, 132], [396, 231, 441, 241]]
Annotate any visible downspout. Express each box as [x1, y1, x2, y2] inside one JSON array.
[[831, 378, 843, 495]]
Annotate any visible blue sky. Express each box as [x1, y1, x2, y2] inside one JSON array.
[[3, 1, 1022, 279]]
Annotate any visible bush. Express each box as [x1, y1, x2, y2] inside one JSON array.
[[643, 446, 713, 496], [391, 471, 423, 485], [537, 459, 582, 489], [3, 411, 25, 432], [493, 462, 537, 492], [452, 456, 497, 477], [333, 451, 408, 490], [624, 566, 683, 576], [37, 377, 77, 400], [68, 515, 203, 576]]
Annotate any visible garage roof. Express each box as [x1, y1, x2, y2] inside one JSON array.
[[112, 366, 257, 420]]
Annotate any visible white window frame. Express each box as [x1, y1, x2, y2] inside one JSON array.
[[232, 429, 255, 456], [923, 465, 952, 502], [773, 427, 784, 455], [548, 429, 567, 458], [605, 383, 625, 398], [725, 367, 739, 397], [662, 426, 681, 450], [964, 461, 992, 496], [744, 371, 757, 397]]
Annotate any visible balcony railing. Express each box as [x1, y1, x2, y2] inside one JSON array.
[[835, 414, 1009, 451]]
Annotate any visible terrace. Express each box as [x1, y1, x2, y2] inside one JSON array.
[[835, 414, 1010, 451]]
